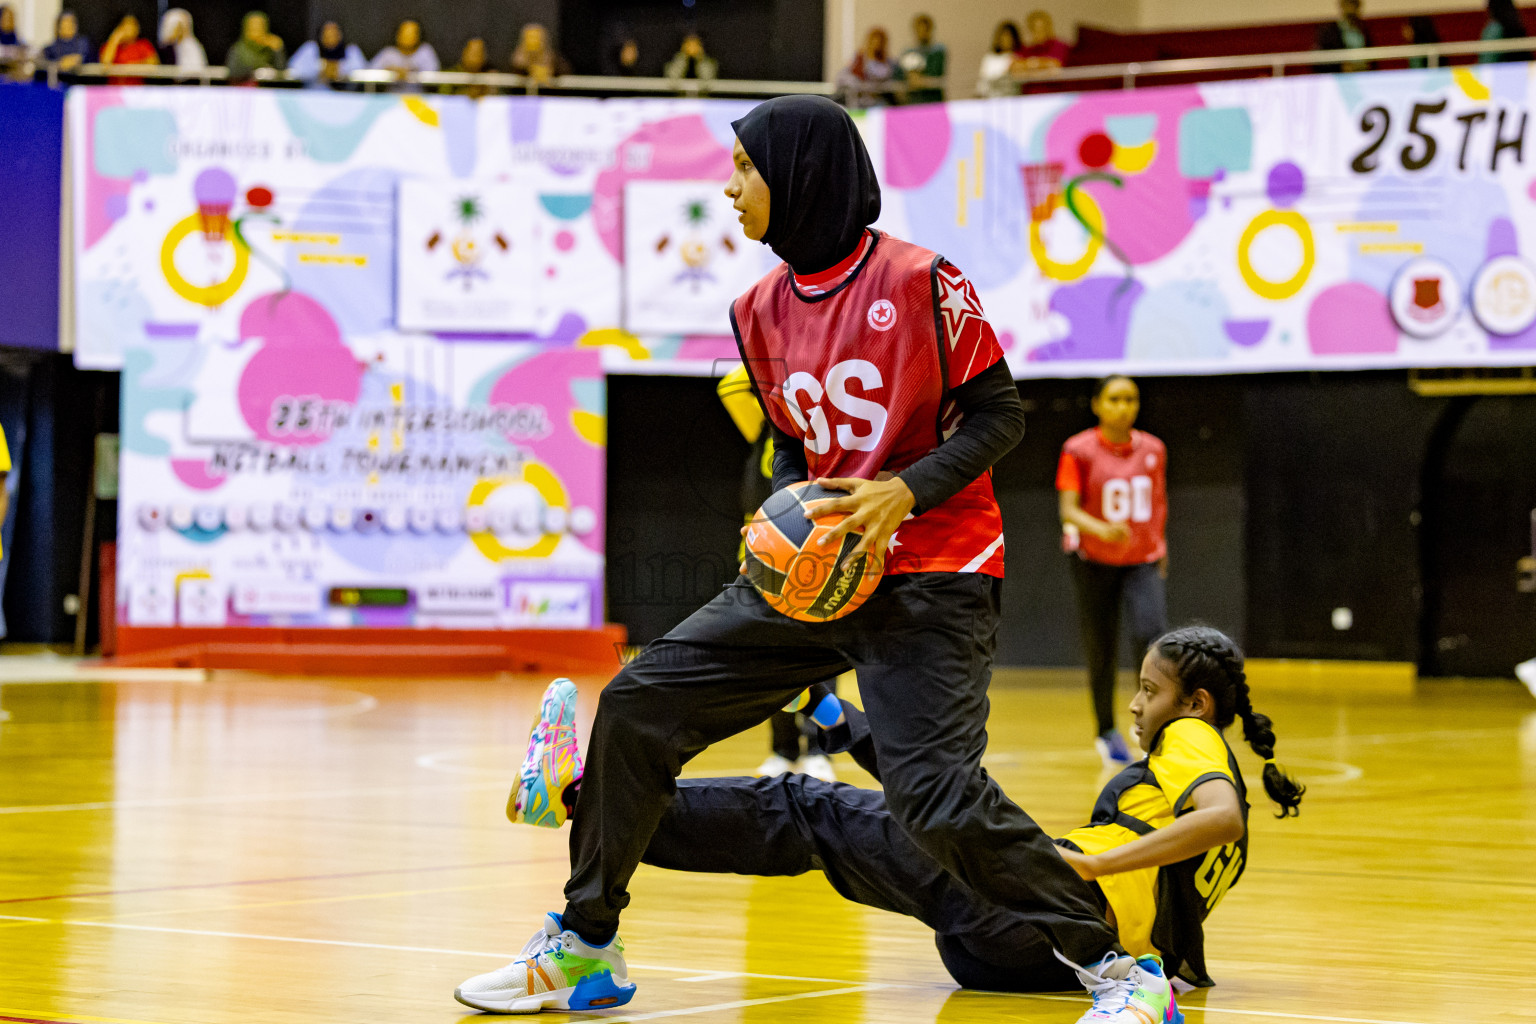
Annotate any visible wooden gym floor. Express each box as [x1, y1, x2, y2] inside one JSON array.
[[0, 662, 1532, 1024]]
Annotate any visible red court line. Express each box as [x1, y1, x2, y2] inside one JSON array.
[[2, 1016, 87, 1024], [0, 856, 561, 905]]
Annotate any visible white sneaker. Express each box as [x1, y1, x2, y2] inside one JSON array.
[[455, 912, 635, 1013], [757, 753, 796, 777], [1057, 951, 1182, 1023], [796, 752, 837, 783], [1517, 658, 1536, 699]]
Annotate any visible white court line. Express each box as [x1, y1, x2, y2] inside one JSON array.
[[1004, 991, 1438, 1024], [13, 918, 1442, 1024], [0, 779, 509, 815], [591, 985, 887, 1023], [40, 920, 909, 988]]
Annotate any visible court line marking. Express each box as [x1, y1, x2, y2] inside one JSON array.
[[997, 992, 1438, 1024], [0, 1013, 185, 1024], [0, 919, 1443, 1024], [0, 856, 560, 905], [22, 919, 918, 988], [102, 874, 569, 920], [0, 1011, 187, 1024], [0, 779, 509, 816], [586, 984, 888, 1023]]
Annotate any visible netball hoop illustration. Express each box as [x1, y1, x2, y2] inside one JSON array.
[[160, 167, 251, 307]]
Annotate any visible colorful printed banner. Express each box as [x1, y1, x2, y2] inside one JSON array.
[[69, 71, 1536, 389]]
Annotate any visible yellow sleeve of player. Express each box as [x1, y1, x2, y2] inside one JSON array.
[[717, 365, 765, 444], [0, 424, 10, 473], [1150, 718, 1236, 816]]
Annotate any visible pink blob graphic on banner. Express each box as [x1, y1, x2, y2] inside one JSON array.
[[486, 349, 606, 544], [591, 116, 734, 261], [1045, 89, 1205, 265], [171, 458, 226, 490], [1307, 283, 1398, 355], [555, 230, 576, 252], [81, 90, 131, 249], [236, 292, 362, 444], [885, 103, 951, 188]]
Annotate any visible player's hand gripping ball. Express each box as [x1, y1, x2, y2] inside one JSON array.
[[743, 482, 885, 622]]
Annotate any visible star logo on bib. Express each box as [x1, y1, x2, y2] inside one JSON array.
[[867, 299, 897, 332]]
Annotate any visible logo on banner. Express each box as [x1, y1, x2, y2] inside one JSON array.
[[867, 299, 897, 332], [1389, 258, 1461, 339], [1471, 255, 1536, 336], [506, 582, 590, 627], [425, 194, 511, 292]]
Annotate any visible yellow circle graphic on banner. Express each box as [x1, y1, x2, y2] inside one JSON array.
[[1238, 209, 1314, 301], [160, 214, 251, 307], [1029, 190, 1104, 282], [467, 461, 567, 561]]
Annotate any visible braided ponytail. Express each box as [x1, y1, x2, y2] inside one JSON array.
[[1153, 625, 1305, 819]]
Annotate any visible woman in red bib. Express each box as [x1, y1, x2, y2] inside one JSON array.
[[455, 95, 1138, 1017], [1057, 375, 1170, 767]]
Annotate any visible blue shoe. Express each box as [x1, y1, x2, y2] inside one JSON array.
[[1095, 730, 1134, 768]]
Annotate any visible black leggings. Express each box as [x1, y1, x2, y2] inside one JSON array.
[[1069, 557, 1168, 737]]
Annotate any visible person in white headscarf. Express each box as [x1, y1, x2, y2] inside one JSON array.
[[159, 8, 207, 69]]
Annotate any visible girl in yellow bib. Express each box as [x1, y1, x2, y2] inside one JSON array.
[[521, 624, 1304, 1006]]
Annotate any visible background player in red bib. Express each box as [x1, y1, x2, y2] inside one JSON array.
[[456, 95, 1147, 1019], [1057, 375, 1170, 767]]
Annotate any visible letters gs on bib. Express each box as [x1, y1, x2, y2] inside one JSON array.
[[1351, 96, 1529, 175], [784, 359, 888, 456]]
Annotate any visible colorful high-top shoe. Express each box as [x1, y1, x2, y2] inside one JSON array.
[[1059, 951, 1183, 1024], [506, 678, 582, 828]]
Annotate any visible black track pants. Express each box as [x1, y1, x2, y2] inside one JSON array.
[[1068, 557, 1168, 737], [561, 573, 1117, 967]]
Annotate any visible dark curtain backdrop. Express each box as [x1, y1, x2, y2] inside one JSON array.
[[606, 372, 1494, 672]]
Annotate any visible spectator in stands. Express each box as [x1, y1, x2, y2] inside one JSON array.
[[1479, 0, 1530, 62], [898, 13, 946, 103], [665, 32, 718, 87], [1402, 15, 1439, 68], [440, 37, 493, 97], [509, 23, 569, 84], [1316, 0, 1373, 72], [838, 26, 894, 108], [158, 9, 206, 70], [0, 5, 26, 67], [977, 20, 1023, 97], [225, 12, 285, 83], [290, 21, 364, 86], [42, 11, 91, 71], [371, 18, 439, 80], [100, 14, 159, 78], [616, 37, 640, 75], [1019, 10, 1069, 69]]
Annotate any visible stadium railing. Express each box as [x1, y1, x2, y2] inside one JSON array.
[[12, 35, 1536, 98]]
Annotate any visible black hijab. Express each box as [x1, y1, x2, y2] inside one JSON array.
[[731, 95, 881, 276]]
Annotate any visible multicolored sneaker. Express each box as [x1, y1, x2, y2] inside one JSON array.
[[1094, 730, 1134, 769], [454, 912, 635, 1013], [1058, 951, 1183, 1024], [506, 678, 583, 829]]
